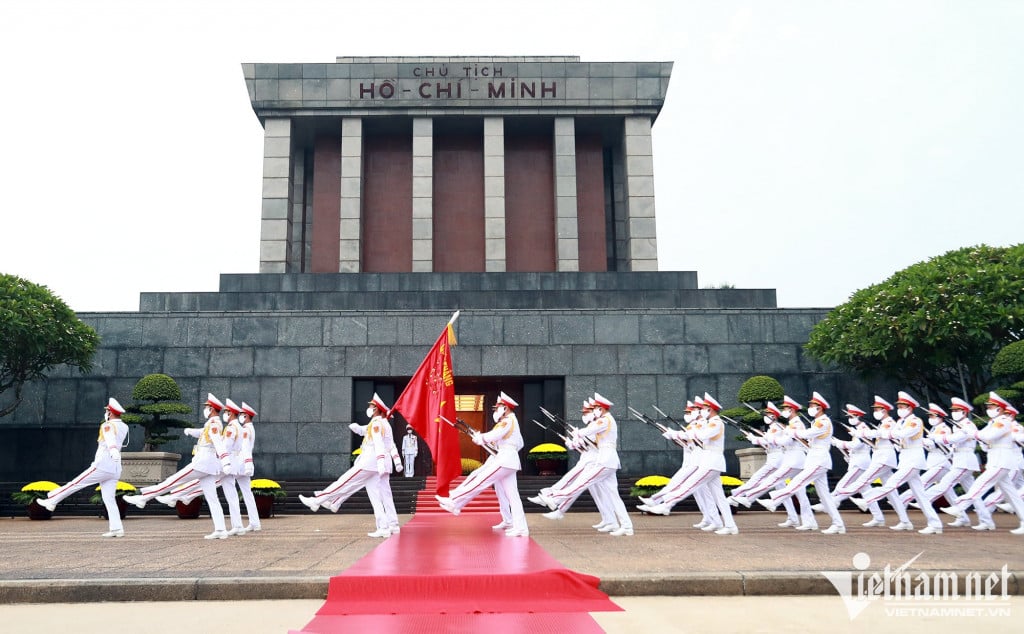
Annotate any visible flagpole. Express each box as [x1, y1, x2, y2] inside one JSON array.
[[448, 310, 460, 326]]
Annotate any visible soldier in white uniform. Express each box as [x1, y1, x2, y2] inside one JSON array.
[[853, 391, 944, 534], [402, 427, 419, 477], [39, 398, 130, 537], [529, 399, 618, 532], [918, 397, 989, 528], [298, 393, 393, 537], [437, 392, 529, 537], [217, 399, 247, 535], [345, 399, 404, 537], [941, 392, 1024, 535], [759, 392, 845, 534], [731, 396, 815, 530], [236, 402, 261, 532], [536, 393, 634, 536], [833, 396, 913, 529], [815, 404, 886, 527], [124, 393, 234, 539], [727, 401, 800, 528], [643, 393, 738, 535], [899, 402, 952, 508]]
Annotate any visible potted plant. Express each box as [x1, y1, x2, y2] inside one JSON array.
[[733, 375, 786, 477], [350, 447, 362, 466], [461, 458, 482, 475], [88, 481, 137, 519], [120, 374, 192, 485], [11, 481, 59, 520], [630, 475, 670, 499], [526, 442, 568, 475], [250, 478, 287, 519]]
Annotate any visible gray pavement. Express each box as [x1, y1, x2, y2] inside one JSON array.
[[1, 509, 1022, 603]]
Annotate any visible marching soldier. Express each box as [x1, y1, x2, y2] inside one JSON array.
[[218, 399, 247, 536], [124, 393, 233, 539], [816, 404, 886, 527], [941, 392, 1024, 534], [236, 402, 261, 532], [298, 393, 393, 537], [38, 398, 129, 537], [642, 393, 738, 535], [727, 401, 800, 528], [921, 397, 990, 528], [436, 392, 529, 537], [833, 396, 913, 529], [731, 396, 815, 530], [759, 392, 845, 534], [853, 391, 944, 534], [899, 403, 952, 508]]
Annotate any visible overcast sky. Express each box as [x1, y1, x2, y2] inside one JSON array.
[[2, 1, 1021, 313]]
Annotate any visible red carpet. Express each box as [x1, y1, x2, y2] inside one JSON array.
[[291, 479, 620, 633]]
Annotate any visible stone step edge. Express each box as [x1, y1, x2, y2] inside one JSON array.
[[0, 570, 1018, 604]]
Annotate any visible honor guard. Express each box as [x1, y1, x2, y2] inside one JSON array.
[[217, 399, 247, 535], [38, 398, 130, 537], [402, 426, 419, 477], [833, 396, 913, 529], [644, 393, 738, 535], [853, 391, 944, 534], [124, 393, 234, 539], [941, 392, 1024, 534], [727, 401, 800, 528], [436, 392, 529, 537], [922, 397, 990, 528], [760, 392, 845, 534], [819, 404, 886, 527], [898, 403, 952, 508], [299, 393, 398, 537]]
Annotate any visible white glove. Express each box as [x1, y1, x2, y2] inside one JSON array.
[[222, 460, 234, 475], [394, 458, 404, 473], [661, 430, 674, 440], [923, 438, 935, 450], [184, 428, 201, 438], [471, 432, 484, 446], [377, 458, 387, 475], [349, 423, 361, 433], [109, 448, 121, 461], [244, 462, 255, 477]]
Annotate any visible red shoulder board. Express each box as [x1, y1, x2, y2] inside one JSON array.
[[103, 425, 111, 433]]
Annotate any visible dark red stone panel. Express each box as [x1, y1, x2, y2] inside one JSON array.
[[434, 131, 485, 272], [575, 134, 608, 272], [505, 130, 555, 271], [310, 135, 341, 273], [363, 132, 413, 272]]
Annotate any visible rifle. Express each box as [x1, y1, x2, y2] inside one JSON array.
[[439, 415, 496, 456], [651, 405, 686, 430], [531, 418, 574, 448], [740, 403, 809, 448], [540, 406, 597, 449], [628, 406, 697, 449]]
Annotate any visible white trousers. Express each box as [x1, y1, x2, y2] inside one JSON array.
[[403, 453, 416, 477], [449, 463, 527, 532], [48, 466, 122, 532], [922, 467, 988, 521], [659, 467, 735, 530], [957, 467, 1024, 522], [771, 465, 843, 528], [836, 462, 909, 524], [862, 464, 942, 529], [831, 465, 884, 522]]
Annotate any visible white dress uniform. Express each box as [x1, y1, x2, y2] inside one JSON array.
[[944, 393, 1024, 534], [402, 430, 418, 477], [827, 414, 885, 526], [727, 404, 799, 527], [218, 406, 246, 534], [834, 396, 912, 527], [124, 394, 233, 538], [438, 392, 529, 537], [858, 392, 944, 533], [762, 393, 844, 533], [351, 416, 402, 537], [645, 394, 737, 535], [299, 400, 391, 535], [924, 402, 988, 527], [654, 416, 720, 530], [41, 398, 129, 536], [538, 393, 634, 536], [898, 405, 951, 506]]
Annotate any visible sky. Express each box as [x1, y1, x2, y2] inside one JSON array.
[[1, 0, 1022, 312]]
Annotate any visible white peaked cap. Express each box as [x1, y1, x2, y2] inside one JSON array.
[[241, 402, 258, 417], [224, 398, 242, 414], [106, 397, 125, 415], [497, 391, 519, 408], [205, 393, 224, 411], [593, 392, 613, 408]]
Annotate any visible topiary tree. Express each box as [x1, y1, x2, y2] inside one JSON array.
[[991, 341, 1024, 383], [121, 374, 192, 451], [1, 273, 100, 417], [737, 375, 785, 408]]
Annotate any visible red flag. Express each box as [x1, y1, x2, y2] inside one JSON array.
[[389, 316, 460, 496]]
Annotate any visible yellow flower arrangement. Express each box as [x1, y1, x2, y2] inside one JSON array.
[[526, 442, 568, 461], [89, 481, 136, 504], [11, 481, 59, 505], [461, 458, 483, 475], [251, 478, 287, 499], [630, 475, 670, 497]]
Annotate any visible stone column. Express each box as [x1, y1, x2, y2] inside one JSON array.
[[622, 116, 658, 271], [289, 150, 306, 272], [484, 117, 506, 272], [553, 117, 580, 272], [412, 117, 433, 272], [259, 118, 292, 273], [339, 117, 363, 273]]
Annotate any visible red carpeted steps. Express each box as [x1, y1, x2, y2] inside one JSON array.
[[290, 503, 620, 633], [415, 475, 500, 514]]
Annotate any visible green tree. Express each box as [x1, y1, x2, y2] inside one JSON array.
[[121, 374, 192, 451], [991, 340, 1024, 383], [0, 273, 99, 417], [805, 244, 1024, 398]]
